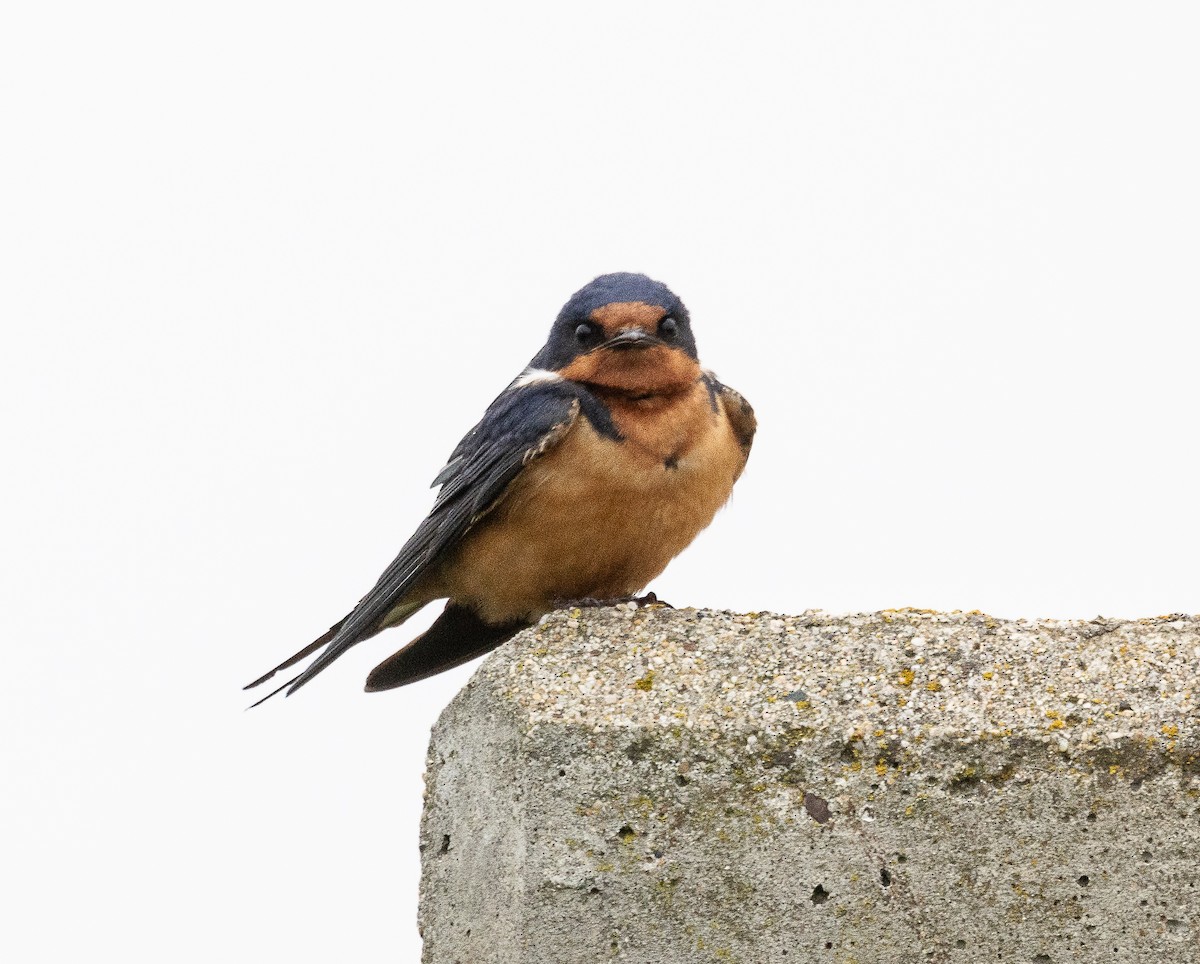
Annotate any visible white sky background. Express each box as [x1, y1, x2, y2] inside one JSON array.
[[3, 2, 1198, 961]]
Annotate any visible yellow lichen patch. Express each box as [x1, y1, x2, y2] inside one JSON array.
[[926, 680, 943, 693], [982, 670, 994, 680], [875, 760, 888, 776], [1161, 723, 1179, 738], [633, 671, 655, 692], [898, 669, 915, 687]]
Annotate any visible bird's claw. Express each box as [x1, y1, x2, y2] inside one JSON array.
[[558, 591, 673, 611]]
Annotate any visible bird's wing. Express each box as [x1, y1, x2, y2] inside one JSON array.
[[245, 379, 585, 700], [703, 373, 756, 478]]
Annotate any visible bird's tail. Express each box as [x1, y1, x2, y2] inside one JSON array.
[[364, 603, 529, 692], [243, 599, 427, 707], [243, 619, 347, 693]]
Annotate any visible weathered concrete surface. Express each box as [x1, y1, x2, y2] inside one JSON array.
[[420, 608, 1200, 963]]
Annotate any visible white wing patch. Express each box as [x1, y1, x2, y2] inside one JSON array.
[[511, 367, 563, 389]]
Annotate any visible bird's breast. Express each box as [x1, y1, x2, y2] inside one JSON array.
[[442, 380, 745, 622]]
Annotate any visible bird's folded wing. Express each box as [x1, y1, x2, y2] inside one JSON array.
[[269, 381, 585, 696], [703, 374, 756, 478]]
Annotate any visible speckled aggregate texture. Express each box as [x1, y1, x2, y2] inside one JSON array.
[[420, 608, 1200, 963]]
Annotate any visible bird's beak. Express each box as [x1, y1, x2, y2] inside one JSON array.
[[599, 329, 664, 352]]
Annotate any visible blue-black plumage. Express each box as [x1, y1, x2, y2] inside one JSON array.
[[245, 273, 755, 703]]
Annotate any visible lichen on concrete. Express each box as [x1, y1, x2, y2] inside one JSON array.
[[420, 608, 1200, 963]]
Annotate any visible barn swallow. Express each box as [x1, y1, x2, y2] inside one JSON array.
[[245, 272, 755, 703]]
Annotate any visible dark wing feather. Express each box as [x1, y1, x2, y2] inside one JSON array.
[[271, 380, 583, 697], [702, 373, 756, 476], [720, 384, 756, 463]]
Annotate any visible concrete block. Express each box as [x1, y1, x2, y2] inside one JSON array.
[[420, 608, 1200, 963]]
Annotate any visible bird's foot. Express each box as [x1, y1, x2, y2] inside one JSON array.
[[558, 591, 673, 610]]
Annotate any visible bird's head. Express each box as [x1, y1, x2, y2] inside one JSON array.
[[531, 273, 700, 396]]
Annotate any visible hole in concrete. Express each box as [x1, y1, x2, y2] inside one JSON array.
[[588, 887, 601, 895], [880, 868, 892, 887], [617, 825, 636, 840], [825, 942, 833, 950], [676, 775, 690, 786], [625, 738, 653, 762], [955, 940, 966, 949], [1077, 876, 1089, 887], [557, 769, 566, 777], [1032, 955, 1051, 963], [1166, 919, 1183, 932], [811, 884, 830, 905], [439, 835, 451, 855], [767, 749, 797, 768], [1131, 778, 1144, 790], [803, 792, 832, 824], [1141, 850, 1153, 861]]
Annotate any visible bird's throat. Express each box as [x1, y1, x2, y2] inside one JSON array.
[[560, 344, 701, 397]]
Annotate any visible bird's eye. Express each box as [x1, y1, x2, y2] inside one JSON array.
[[659, 316, 678, 338], [574, 323, 594, 343]]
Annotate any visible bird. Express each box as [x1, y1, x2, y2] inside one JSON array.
[[245, 272, 755, 704]]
